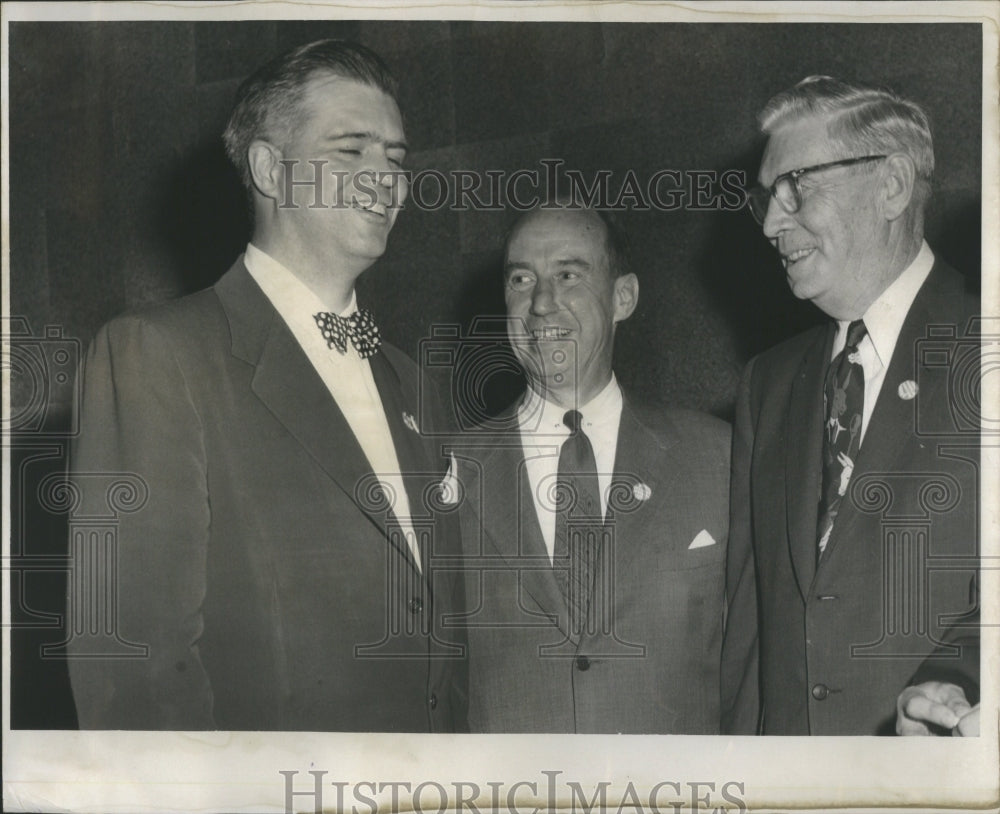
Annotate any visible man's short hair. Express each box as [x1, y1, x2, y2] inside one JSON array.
[[223, 39, 398, 193], [593, 208, 632, 280], [504, 201, 632, 280], [758, 75, 934, 208]]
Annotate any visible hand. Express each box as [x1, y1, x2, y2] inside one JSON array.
[[896, 681, 972, 735]]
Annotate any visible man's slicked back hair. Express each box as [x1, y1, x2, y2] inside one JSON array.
[[759, 75, 935, 207], [223, 39, 398, 193]]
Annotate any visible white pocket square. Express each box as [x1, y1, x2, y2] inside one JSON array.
[[688, 530, 716, 550]]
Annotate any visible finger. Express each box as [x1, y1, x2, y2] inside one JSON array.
[[903, 694, 961, 729], [938, 685, 973, 719], [896, 714, 931, 736], [954, 705, 981, 738], [896, 687, 933, 735]]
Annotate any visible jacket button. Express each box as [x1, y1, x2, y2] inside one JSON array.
[[811, 683, 830, 700], [408, 597, 423, 614], [576, 656, 591, 671], [429, 693, 438, 710]]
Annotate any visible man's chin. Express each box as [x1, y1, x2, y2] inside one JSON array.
[[535, 371, 577, 402], [347, 240, 389, 268], [786, 270, 820, 303]]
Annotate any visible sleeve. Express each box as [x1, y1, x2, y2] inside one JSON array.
[[908, 612, 981, 707], [66, 315, 214, 729], [720, 357, 763, 734]]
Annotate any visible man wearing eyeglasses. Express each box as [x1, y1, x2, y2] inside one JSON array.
[[721, 76, 980, 735]]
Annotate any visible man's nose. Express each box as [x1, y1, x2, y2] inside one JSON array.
[[367, 153, 408, 204], [380, 163, 408, 206], [530, 280, 558, 315], [761, 194, 792, 240]]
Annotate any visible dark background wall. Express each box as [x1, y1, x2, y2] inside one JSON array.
[[8, 20, 982, 727]]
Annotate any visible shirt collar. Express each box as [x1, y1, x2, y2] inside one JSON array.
[[839, 240, 934, 368], [518, 374, 622, 434], [244, 242, 358, 318]]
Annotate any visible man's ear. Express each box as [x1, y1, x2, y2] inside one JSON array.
[[880, 153, 916, 222], [612, 272, 639, 323], [247, 140, 284, 202]]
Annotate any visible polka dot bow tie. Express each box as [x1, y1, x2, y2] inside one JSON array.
[[313, 309, 382, 359]]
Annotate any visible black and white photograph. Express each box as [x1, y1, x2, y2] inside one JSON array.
[[3, 1, 997, 812]]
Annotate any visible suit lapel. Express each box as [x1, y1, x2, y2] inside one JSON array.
[[469, 432, 572, 640], [214, 261, 420, 571], [785, 325, 835, 596], [474, 397, 683, 638], [819, 261, 958, 564], [608, 398, 679, 577], [369, 349, 439, 587]]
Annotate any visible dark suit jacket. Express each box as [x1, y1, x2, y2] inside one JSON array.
[[721, 259, 980, 735], [67, 260, 467, 731], [454, 396, 730, 733]]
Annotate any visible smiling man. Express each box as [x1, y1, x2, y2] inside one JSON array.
[[721, 76, 980, 735], [455, 203, 730, 733], [67, 40, 467, 731]]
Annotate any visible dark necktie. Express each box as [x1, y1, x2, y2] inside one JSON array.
[[554, 409, 603, 634], [314, 309, 381, 359], [817, 319, 868, 557]]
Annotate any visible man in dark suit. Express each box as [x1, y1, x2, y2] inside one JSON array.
[[66, 40, 466, 731], [452, 203, 730, 733], [721, 76, 980, 735]]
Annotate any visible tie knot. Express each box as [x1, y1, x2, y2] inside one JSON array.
[[845, 319, 868, 351], [563, 410, 584, 434], [314, 308, 381, 359]]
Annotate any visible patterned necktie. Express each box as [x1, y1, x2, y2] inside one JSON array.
[[554, 409, 603, 634], [314, 309, 381, 359], [817, 319, 868, 557]]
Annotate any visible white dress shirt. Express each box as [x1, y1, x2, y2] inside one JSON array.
[[518, 376, 624, 562], [830, 241, 934, 445], [244, 243, 421, 570]]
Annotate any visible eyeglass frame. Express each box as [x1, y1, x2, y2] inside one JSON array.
[[746, 154, 888, 224]]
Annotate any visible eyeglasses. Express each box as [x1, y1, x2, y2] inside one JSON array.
[[746, 155, 887, 224]]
